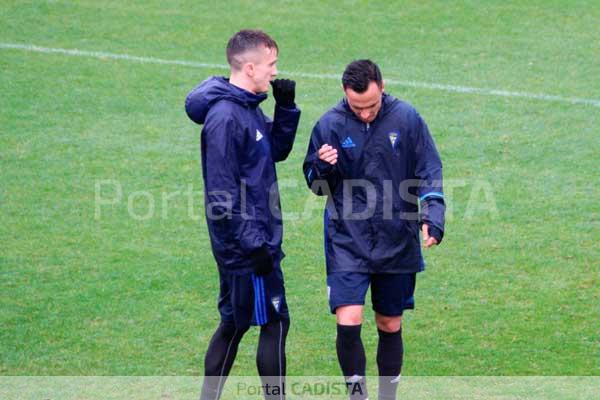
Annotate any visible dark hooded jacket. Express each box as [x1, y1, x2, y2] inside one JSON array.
[[186, 76, 301, 273], [303, 93, 444, 274]]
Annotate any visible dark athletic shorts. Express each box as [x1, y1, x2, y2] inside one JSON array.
[[217, 266, 289, 329], [327, 272, 416, 316]]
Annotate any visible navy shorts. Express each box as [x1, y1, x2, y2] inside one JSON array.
[[217, 266, 289, 329], [327, 272, 416, 316]]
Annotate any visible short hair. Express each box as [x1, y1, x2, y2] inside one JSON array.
[[226, 29, 278, 71], [342, 59, 383, 93]]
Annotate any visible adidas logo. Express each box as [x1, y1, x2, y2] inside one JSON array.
[[341, 136, 356, 148], [256, 129, 263, 141]]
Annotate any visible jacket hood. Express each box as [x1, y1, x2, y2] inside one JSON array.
[[332, 92, 398, 123], [185, 76, 268, 124]]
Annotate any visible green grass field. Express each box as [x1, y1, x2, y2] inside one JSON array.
[[1, 0, 598, 379]]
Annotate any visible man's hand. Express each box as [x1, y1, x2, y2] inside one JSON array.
[[421, 224, 439, 248], [270, 79, 296, 108], [318, 144, 338, 165], [250, 245, 274, 276]]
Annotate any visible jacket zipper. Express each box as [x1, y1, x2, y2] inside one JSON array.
[[364, 122, 377, 259]]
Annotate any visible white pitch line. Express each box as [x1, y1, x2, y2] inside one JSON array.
[[2, 42, 599, 108], [0, 42, 228, 70]]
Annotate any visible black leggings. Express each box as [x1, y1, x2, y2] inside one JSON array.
[[200, 319, 290, 400]]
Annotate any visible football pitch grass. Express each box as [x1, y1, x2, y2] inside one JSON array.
[[1, 0, 598, 379]]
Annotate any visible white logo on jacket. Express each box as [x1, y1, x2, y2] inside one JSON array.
[[388, 132, 399, 147], [256, 129, 263, 141]]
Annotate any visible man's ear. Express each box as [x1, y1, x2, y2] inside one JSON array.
[[381, 81, 385, 92], [243, 62, 255, 78]]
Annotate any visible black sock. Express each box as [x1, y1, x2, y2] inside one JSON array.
[[257, 319, 290, 399], [200, 321, 248, 400], [336, 324, 368, 400], [377, 328, 403, 400]]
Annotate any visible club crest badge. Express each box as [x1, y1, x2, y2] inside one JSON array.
[[271, 296, 281, 312], [388, 132, 398, 148]]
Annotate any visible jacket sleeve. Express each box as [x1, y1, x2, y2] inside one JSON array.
[[412, 111, 446, 241], [203, 111, 265, 253], [266, 104, 301, 162], [302, 121, 341, 196]]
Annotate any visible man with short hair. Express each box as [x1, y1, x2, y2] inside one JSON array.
[[303, 59, 445, 400], [186, 29, 300, 400]]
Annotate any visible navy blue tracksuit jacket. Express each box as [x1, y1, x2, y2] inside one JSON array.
[[303, 93, 445, 274], [186, 77, 301, 273]]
